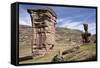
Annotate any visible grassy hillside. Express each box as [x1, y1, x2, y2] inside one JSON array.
[[19, 25, 96, 64], [55, 27, 82, 44]]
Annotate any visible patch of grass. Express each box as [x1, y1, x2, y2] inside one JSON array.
[[63, 44, 96, 61], [19, 43, 96, 64]]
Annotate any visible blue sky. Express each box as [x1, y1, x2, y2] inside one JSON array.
[[19, 4, 96, 34]]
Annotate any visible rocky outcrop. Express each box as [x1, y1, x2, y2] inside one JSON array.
[[27, 8, 57, 56]]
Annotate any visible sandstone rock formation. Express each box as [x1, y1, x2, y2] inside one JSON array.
[[27, 8, 57, 56]]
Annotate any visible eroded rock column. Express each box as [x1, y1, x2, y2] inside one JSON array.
[[27, 8, 57, 56], [82, 24, 91, 43]]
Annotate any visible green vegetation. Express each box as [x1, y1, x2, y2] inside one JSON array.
[[19, 43, 96, 64], [63, 44, 96, 61]]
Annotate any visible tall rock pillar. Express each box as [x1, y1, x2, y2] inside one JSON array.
[[27, 8, 57, 56], [82, 24, 91, 43]]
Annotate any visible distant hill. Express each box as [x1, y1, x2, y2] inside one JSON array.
[[55, 27, 82, 44], [19, 25, 32, 47], [19, 25, 96, 47], [91, 34, 96, 43]]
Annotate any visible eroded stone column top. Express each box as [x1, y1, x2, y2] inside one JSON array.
[[27, 8, 57, 19]]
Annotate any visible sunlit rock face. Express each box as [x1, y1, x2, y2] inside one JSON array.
[[27, 8, 57, 56]]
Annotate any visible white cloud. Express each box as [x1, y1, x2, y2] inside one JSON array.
[[57, 18, 96, 34], [19, 19, 32, 26], [88, 23, 96, 34], [19, 14, 96, 34]]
